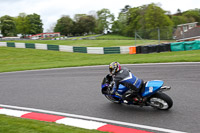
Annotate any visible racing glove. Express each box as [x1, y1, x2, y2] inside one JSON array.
[[110, 88, 117, 95], [109, 81, 116, 94]]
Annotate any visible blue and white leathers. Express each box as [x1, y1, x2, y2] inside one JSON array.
[[113, 67, 142, 92], [120, 72, 142, 89]]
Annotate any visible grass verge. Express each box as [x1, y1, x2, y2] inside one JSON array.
[[2, 34, 174, 47], [0, 115, 104, 133], [0, 47, 200, 73]]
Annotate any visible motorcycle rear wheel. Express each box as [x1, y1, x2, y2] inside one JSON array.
[[149, 92, 173, 110]]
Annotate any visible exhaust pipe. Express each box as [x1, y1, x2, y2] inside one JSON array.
[[160, 86, 171, 91]]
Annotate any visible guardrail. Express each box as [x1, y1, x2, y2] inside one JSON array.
[[0, 41, 200, 54]]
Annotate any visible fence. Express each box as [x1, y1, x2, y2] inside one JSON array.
[[134, 27, 176, 46]]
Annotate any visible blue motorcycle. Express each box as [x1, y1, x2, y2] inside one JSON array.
[[101, 76, 173, 110]]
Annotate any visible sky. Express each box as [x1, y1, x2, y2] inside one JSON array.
[[0, 0, 199, 32]]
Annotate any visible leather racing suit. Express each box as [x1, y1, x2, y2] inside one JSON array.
[[112, 67, 143, 102]]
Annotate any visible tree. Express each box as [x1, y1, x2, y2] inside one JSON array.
[[111, 21, 120, 34], [0, 15, 16, 36], [27, 13, 43, 34], [111, 13, 128, 35], [142, 3, 174, 39], [74, 14, 86, 22], [96, 8, 115, 33], [54, 15, 74, 36], [171, 16, 187, 27], [124, 6, 142, 36], [15, 13, 30, 36], [111, 5, 131, 35], [182, 9, 200, 23], [176, 9, 182, 16], [75, 15, 96, 35], [122, 5, 131, 13], [170, 8, 200, 28], [122, 3, 174, 38]]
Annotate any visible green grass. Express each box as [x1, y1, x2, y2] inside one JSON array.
[[0, 47, 200, 73], [3, 34, 175, 47], [96, 34, 135, 40], [67, 34, 101, 40], [0, 115, 105, 133]]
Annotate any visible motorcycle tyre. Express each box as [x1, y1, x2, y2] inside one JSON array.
[[149, 92, 173, 110], [104, 89, 121, 104], [104, 95, 121, 104]]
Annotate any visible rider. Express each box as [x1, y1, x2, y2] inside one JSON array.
[[107, 62, 144, 103]]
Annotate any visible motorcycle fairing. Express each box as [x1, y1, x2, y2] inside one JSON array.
[[117, 84, 129, 95], [142, 80, 164, 97]]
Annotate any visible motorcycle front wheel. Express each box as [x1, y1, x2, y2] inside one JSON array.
[[149, 92, 173, 110], [104, 93, 121, 104]]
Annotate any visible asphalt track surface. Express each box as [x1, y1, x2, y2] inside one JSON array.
[[0, 62, 200, 133]]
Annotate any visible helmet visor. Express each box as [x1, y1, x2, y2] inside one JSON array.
[[109, 67, 116, 74], [109, 68, 113, 73]]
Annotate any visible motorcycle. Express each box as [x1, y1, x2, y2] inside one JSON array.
[[101, 76, 173, 110]]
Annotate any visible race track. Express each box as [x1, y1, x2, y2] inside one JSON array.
[[0, 62, 200, 133]]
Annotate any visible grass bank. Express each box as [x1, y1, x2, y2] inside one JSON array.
[[0, 115, 104, 133], [2, 34, 174, 47], [0, 47, 200, 73]]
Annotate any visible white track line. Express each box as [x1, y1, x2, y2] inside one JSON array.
[[0, 104, 187, 133]]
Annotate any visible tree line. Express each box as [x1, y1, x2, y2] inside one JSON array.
[[112, 3, 200, 39], [0, 3, 200, 38], [53, 8, 114, 36], [0, 13, 43, 37]]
